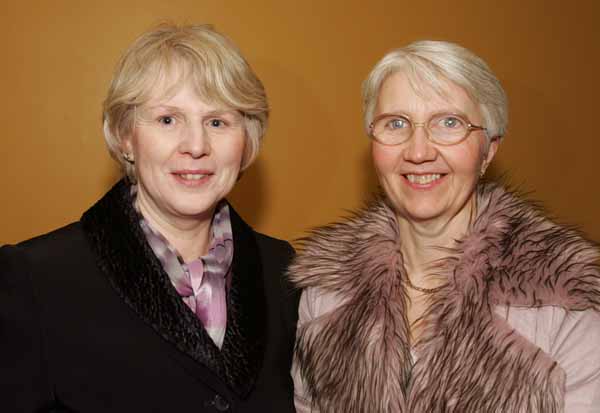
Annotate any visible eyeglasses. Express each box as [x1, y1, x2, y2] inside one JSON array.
[[368, 112, 487, 146]]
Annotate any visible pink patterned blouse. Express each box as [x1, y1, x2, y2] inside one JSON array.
[[132, 186, 234, 349]]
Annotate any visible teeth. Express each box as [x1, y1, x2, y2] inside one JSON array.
[[179, 173, 207, 180], [406, 174, 441, 184]]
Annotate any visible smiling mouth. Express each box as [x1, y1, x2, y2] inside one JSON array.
[[172, 172, 213, 186], [176, 173, 210, 180], [404, 174, 444, 185]]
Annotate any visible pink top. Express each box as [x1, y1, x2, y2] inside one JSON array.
[[292, 288, 600, 412], [495, 305, 600, 412]]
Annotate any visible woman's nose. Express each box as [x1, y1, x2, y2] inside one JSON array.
[[402, 126, 437, 163], [179, 123, 210, 158]]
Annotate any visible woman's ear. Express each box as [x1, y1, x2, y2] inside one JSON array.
[[120, 135, 135, 164], [481, 136, 501, 175]]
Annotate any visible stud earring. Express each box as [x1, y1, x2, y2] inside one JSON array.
[[123, 153, 135, 164]]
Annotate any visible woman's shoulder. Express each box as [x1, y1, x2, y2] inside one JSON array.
[[252, 231, 294, 255], [289, 198, 397, 291], [2, 221, 85, 262], [294, 198, 395, 253], [226, 202, 293, 256], [1, 222, 89, 296], [252, 231, 296, 292], [240, 229, 299, 332]]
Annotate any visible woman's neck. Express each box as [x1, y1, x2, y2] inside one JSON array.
[[398, 196, 476, 285], [136, 194, 214, 263]]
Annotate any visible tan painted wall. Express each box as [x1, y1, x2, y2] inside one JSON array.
[[2, 0, 599, 245]]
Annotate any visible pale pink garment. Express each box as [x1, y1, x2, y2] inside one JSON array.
[[495, 305, 600, 412], [293, 287, 600, 413]]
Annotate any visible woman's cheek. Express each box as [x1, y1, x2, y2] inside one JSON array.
[[371, 143, 400, 177]]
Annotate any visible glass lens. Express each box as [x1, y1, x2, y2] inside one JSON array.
[[372, 115, 412, 144], [428, 114, 468, 144]]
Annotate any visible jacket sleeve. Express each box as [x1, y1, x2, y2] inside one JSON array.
[[551, 308, 600, 412], [499, 305, 600, 412], [292, 286, 319, 413], [0, 244, 52, 410], [279, 242, 301, 342]]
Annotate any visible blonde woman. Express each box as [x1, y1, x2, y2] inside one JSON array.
[[1, 24, 298, 412], [291, 41, 600, 412]]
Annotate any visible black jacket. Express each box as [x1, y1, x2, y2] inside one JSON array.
[[0, 180, 299, 412]]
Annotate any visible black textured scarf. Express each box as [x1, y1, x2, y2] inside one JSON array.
[[80, 179, 266, 397]]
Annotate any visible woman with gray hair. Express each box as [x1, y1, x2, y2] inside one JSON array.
[[0, 24, 298, 412], [290, 40, 600, 412]]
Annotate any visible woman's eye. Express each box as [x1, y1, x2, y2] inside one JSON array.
[[158, 116, 176, 126], [440, 116, 463, 129], [388, 118, 408, 129], [208, 118, 227, 128]]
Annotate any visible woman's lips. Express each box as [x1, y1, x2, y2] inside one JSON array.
[[402, 173, 446, 189], [171, 170, 213, 187]]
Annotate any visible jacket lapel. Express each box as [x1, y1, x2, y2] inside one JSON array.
[[81, 180, 266, 397], [219, 206, 266, 397]]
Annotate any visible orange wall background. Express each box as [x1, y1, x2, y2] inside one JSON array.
[[2, 0, 599, 245]]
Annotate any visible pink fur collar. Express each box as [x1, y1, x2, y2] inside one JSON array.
[[290, 183, 600, 412]]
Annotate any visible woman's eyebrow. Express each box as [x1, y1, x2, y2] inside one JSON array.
[[143, 105, 235, 116], [202, 109, 231, 116], [143, 104, 181, 112], [429, 109, 470, 118]]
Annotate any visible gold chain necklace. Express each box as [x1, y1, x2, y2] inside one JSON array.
[[405, 276, 447, 294]]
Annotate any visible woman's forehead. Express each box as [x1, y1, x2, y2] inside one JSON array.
[[141, 86, 238, 117], [378, 71, 479, 116], [139, 66, 235, 112]]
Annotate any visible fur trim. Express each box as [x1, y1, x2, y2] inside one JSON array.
[[290, 183, 600, 412]]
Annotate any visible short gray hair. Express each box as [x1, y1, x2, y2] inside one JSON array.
[[362, 40, 508, 139], [102, 23, 269, 182]]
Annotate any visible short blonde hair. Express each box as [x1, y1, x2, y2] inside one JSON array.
[[103, 23, 269, 181], [362, 40, 508, 139]]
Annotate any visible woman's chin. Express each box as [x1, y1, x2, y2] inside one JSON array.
[[401, 210, 446, 225], [158, 196, 220, 223], [391, 197, 455, 225], [177, 203, 218, 220]]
